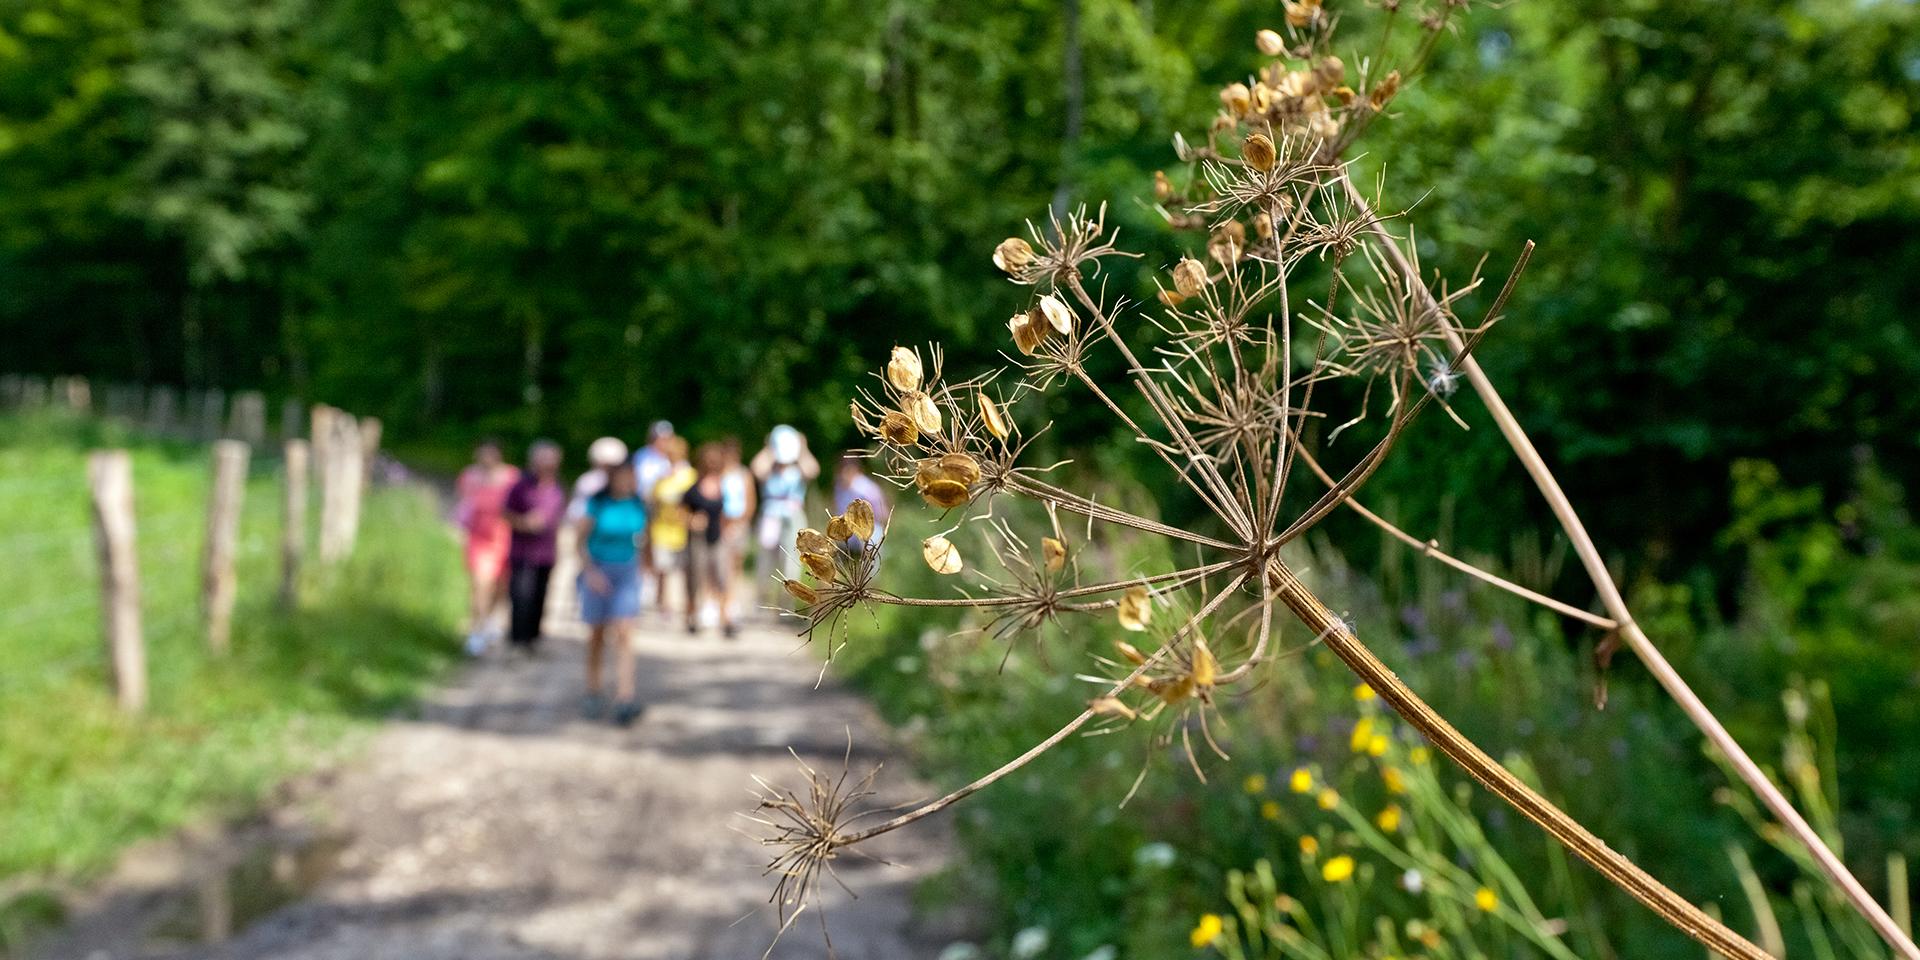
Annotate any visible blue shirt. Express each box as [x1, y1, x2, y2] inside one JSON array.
[[583, 494, 647, 565]]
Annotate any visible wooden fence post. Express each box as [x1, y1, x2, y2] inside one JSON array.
[[89, 451, 146, 713], [202, 440, 249, 654], [281, 439, 308, 607], [195, 389, 225, 442], [280, 397, 304, 443], [228, 390, 266, 446], [148, 386, 178, 435], [319, 411, 362, 563], [357, 416, 382, 484]]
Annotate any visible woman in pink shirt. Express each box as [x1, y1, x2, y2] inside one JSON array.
[[456, 439, 519, 654]]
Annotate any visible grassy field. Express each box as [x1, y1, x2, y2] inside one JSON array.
[[0, 410, 462, 923]]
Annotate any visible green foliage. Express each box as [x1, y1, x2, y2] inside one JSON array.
[[836, 482, 1912, 958], [0, 410, 462, 892]]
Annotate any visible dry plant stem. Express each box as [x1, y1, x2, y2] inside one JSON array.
[[838, 573, 1249, 846], [1071, 366, 1249, 528], [1292, 442, 1617, 630], [1266, 561, 1771, 960], [1064, 275, 1258, 541], [1342, 174, 1920, 960]]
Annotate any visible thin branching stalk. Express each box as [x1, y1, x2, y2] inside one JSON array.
[[1264, 560, 1771, 960], [1341, 172, 1920, 960]]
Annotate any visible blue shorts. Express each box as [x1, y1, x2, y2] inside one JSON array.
[[578, 560, 641, 624]]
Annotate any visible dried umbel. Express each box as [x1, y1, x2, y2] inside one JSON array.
[[753, 5, 1814, 958]]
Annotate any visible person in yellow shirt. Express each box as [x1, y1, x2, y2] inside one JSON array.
[[647, 436, 697, 623]]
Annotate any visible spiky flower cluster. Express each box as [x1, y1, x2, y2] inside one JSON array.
[[749, 6, 1783, 959]]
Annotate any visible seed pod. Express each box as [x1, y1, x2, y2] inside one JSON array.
[[801, 552, 837, 583], [1157, 289, 1187, 308], [1118, 586, 1153, 631], [825, 514, 853, 542], [1148, 674, 1195, 705], [796, 528, 834, 555], [887, 346, 923, 393], [1192, 638, 1218, 688], [783, 579, 819, 605], [921, 535, 963, 574], [1153, 170, 1172, 202], [993, 237, 1035, 274], [914, 457, 943, 491], [905, 391, 943, 435], [1250, 83, 1274, 114], [1243, 133, 1278, 172], [920, 479, 970, 510], [1008, 312, 1049, 356], [844, 498, 876, 540], [1037, 294, 1074, 335], [1331, 85, 1356, 106], [979, 393, 1010, 440], [1283, 0, 1320, 28], [1172, 257, 1208, 298], [1369, 70, 1401, 110], [1315, 55, 1345, 88], [1255, 28, 1285, 57], [937, 452, 981, 487], [1042, 536, 1067, 573], [1114, 640, 1148, 665], [1253, 211, 1274, 239], [1089, 696, 1137, 721], [880, 411, 919, 446], [1219, 82, 1251, 116]]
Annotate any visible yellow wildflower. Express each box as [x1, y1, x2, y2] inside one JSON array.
[[1410, 746, 1431, 766], [1243, 773, 1267, 795], [1316, 788, 1339, 810], [1261, 800, 1281, 821], [1190, 913, 1225, 948], [1350, 716, 1374, 752], [1353, 683, 1375, 702], [1376, 804, 1403, 833], [1289, 767, 1313, 794], [1474, 887, 1499, 912], [1367, 734, 1390, 757], [1382, 766, 1406, 795], [1321, 855, 1355, 883], [1299, 835, 1319, 856]]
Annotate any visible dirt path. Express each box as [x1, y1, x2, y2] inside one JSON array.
[[32, 616, 956, 960]]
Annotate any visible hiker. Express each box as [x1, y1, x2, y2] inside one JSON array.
[[455, 439, 519, 655], [719, 437, 756, 621], [503, 440, 567, 653], [568, 436, 630, 521], [681, 442, 739, 638], [632, 421, 678, 607], [832, 454, 890, 550], [647, 436, 696, 622], [752, 425, 819, 603], [576, 460, 648, 725]]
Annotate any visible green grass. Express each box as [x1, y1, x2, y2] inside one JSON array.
[[0, 409, 463, 893]]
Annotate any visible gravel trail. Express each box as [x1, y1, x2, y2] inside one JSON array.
[[33, 617, 953, 960]]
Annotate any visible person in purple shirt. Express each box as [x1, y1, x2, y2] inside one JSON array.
[[504, 440, 567, 651]]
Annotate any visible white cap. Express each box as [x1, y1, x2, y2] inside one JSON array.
[[770, 424, 802, 463], [588, 436, 629, 467]]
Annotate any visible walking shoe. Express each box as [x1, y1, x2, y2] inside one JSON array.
[[612, 701, 644, 727], [722, 623, 739, 640], [463, 632, 489, 657]]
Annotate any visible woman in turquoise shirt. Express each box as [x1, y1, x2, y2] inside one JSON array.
[[576, 461, 649, 725]]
